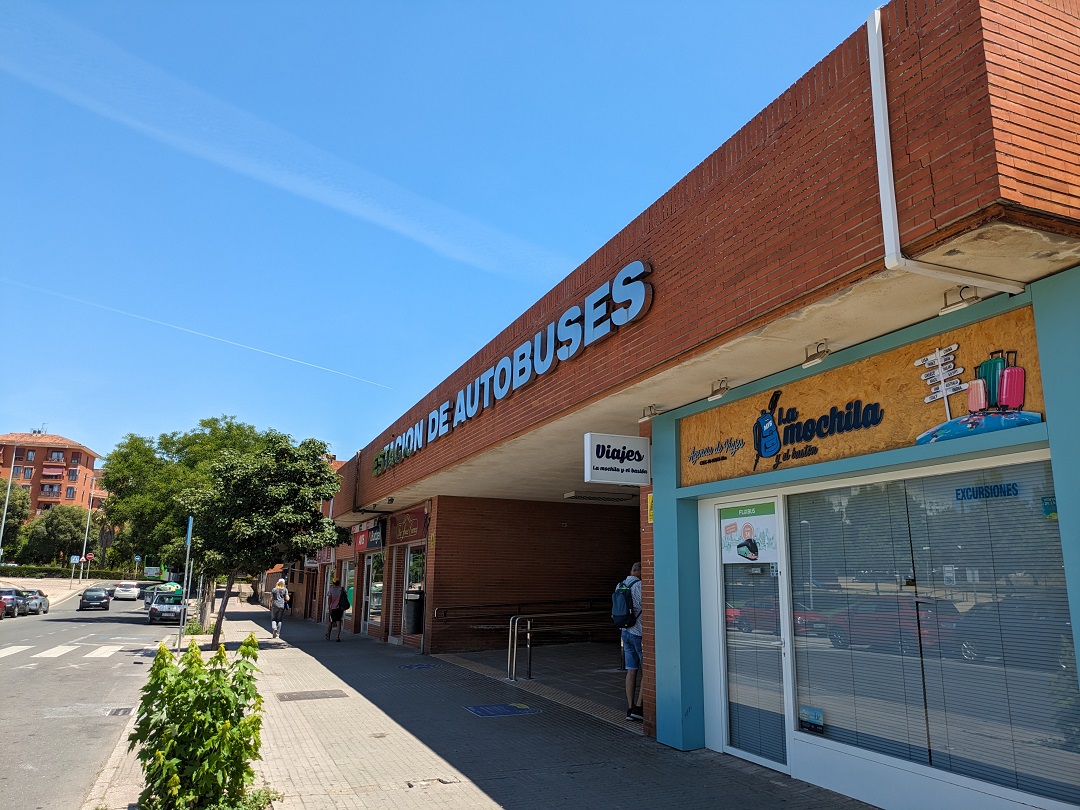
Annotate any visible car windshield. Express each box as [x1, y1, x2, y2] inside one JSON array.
[[85, 589, 106, 596], [0, 589, 16, 596], [118, 582, 136, 588], [156, 595, 183, 606]]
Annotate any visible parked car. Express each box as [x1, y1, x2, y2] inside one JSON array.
[[78, 588, 111, 611], [21, 588, 50, 615], [725, 602, 750, 633], [143, 583, 181, 608], [0, 587, 29, 617], [953, 595, 1073, 669], [827, 595, 960, 655], [735, 597, 831, 635], [112, 582, 140, 601], [147, 591, 185, 624]]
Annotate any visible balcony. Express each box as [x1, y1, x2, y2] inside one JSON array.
[[38, 488, 62, 500]]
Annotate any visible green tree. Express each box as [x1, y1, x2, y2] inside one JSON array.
[[18, 504, 94, 565], [101, 417, 264, 575], [183, 431, 342, 648], [0, 477, 32, 562]]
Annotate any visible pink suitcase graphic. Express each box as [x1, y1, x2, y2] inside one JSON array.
[[999, 350, 1026, 410], [967, 377, 988, 412]]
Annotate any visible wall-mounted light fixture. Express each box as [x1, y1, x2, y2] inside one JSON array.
[[802, 339, 831, 369], [707, 378, 730, 402], [386, 497, 395, 505], [637, 404, 663, 424], [938, 285, 981, 316]]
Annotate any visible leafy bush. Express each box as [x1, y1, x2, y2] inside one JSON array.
[[129, 634, 265, 809]]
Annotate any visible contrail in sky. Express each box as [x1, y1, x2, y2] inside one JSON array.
[[0, 278, 390, 389], [0, 2, 572, 283]]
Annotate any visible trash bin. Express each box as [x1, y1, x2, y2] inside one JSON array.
[[404, 591, 425, 634]]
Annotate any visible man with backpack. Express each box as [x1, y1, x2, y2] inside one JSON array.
[[614, 562, 644, 721]]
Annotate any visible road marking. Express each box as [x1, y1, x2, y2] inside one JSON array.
[[84, 645, 124, 658], [33, 645, 80, 658], [0, 646, 33, 658]]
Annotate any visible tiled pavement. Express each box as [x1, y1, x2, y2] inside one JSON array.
[[84, 598, 878, 810]]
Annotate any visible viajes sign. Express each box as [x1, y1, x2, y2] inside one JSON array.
[[583, 433, 651, 486], [373, 260, 654, 477]]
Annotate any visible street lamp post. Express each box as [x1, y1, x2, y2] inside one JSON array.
[[79, 478, 96, 582], [800, 520, 813, 609], [0, 444, 17, 563]]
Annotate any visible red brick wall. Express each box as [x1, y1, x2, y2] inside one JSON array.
[[424, 496, 640, 653], [638, 422, 656, 735], [348, 0, 1080, 512], [981, 0, 1080, 222]]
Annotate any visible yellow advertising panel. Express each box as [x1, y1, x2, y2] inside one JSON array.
[[680, 307, 1043, 487]]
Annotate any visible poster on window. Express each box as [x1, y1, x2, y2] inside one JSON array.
[[720, 502, 778, 564]]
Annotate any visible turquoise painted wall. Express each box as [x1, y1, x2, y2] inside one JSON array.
[[1031, 267, 1080, 667]]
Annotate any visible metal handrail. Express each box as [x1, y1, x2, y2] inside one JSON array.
[[507, 610, 613, 681], [433, 597, 606, 621]]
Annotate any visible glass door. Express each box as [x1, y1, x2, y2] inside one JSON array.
[[362, 552, 384, 634], [721, 501, 788, 766], [402, 544, 426, 636]]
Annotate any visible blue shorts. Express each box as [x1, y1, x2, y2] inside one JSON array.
[[622, 629, 643, 670]]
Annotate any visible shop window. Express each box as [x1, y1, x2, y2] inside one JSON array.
[[367, 551, 385, 626], [787, 460, 1078, 805]]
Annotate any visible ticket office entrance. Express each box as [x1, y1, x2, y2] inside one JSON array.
[[698, 454, 1079, 809]]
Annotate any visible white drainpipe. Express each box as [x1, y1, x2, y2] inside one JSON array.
[[867, 9, 1024, 295]]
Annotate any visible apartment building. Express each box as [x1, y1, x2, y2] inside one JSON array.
[[0, 430, 102, 516]]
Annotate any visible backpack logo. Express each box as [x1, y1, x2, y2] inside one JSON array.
[[612, 579, 638, 628], [752, 390, 783, 471]]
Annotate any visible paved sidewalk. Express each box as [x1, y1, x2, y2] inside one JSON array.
[[84, 597, 878, 810]]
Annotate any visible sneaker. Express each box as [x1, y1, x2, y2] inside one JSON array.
[[629, 706, 643, 720], [625, 708, 637, 721]]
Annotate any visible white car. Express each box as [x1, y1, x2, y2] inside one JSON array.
[[113, 581, 140, 600]]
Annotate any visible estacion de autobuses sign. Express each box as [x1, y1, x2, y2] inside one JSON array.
[[372, 260, 654, 477]]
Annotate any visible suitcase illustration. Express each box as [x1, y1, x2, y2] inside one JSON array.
[[998, 350, 1026, 410], [967, 377, 988, 413], [976, 350, 1006, 407]]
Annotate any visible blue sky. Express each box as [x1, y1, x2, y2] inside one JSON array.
[[1, 1, 873, 463]]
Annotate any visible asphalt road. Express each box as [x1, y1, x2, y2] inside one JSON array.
[[0, 579, 175, 810]]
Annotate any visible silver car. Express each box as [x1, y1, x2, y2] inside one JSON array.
[[21, 588, 50, 614]]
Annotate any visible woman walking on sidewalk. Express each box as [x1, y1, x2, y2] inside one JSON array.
[[270, 579, 290, 638], [326, 577, 347, 641]]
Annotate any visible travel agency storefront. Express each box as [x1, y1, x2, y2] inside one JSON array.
[[326, 1, 1080, 807], [650, 276, 1080, 810]]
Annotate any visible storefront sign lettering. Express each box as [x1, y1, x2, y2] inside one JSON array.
[[955, 483, 1019, 501], [374, 260, 654, 476]]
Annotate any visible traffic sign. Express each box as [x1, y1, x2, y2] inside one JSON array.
[[135, 555, 142, 562], [70, 554, 80, 565], [80, 556, 87, 563], [86, 552, 95, 561]]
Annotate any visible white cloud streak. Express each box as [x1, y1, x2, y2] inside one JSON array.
[[0, 278, 390, 388], [0, 2, 572, 282]]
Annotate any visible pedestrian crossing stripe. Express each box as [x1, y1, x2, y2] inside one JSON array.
[[33, 645, 80, 658], [0, 644, 158, 659], [84, 645, 124, 658]]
